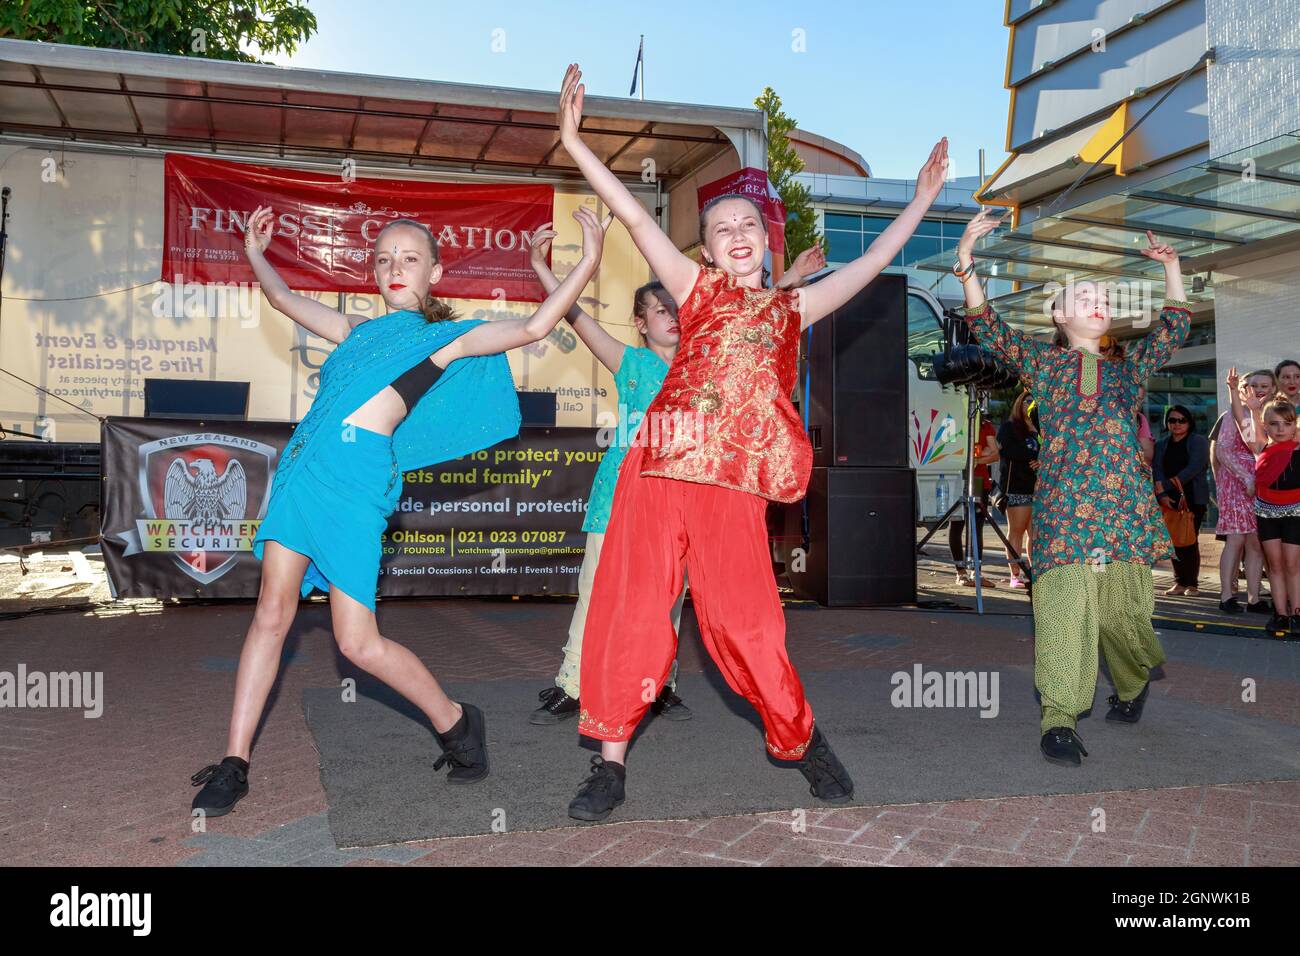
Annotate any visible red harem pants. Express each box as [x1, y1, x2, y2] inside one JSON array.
[[576, 441, 814, 759]]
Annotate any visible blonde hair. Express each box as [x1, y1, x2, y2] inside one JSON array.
[[1264, 398, 1297, 424], [375, 219, 458, 323]]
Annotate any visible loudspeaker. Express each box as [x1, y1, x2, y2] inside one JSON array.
[[778, 466, 916, 606], [802, 272, 908, 468]]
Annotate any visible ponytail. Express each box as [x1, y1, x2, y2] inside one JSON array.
[[419, 294, 458, 324]]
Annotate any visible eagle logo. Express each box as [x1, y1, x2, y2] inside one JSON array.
[[163, 458, 248, 524]]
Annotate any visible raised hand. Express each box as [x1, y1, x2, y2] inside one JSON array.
[[1140, 230, 1179, 265], [1226, 366, 1239, 394], [558, 64, 586, 144], [528, 221, 556, 269], [914, 137, 950, 204], [244, 205, 276, 256], [574, 206, 613, 267], [957, 206, 1006, 260], [791, 243, 826, 278]]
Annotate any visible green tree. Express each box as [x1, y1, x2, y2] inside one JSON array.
[[754, 86, 821, 269], [0, 1, 317, 63]]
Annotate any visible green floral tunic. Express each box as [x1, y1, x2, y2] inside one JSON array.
[[963, 300, 1193, 579]]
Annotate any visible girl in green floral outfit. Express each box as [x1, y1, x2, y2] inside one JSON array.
[[955, 209, 1192, 766]]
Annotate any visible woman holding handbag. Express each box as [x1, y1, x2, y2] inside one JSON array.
[[1153, 405, 1210, 595]]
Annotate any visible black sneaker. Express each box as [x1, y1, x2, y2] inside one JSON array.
[[1040, 727, 1088, 767], [1219, 598, 1244, 615], [650, 686, 693, 721], [568, 755, 626, 822], [1106, 682, 1150, 724], [1247, 600, 1273, 615], [796, 726, 854, 803], [434, 703, 489, 784], [190, 757, 249, 817], [1266, 613, 1290, 635], [529, 686, 579, 725]]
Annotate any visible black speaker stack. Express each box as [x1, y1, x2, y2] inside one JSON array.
[[777, 272, 917, 606]]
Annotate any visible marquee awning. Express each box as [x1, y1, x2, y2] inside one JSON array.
[[0, 39, 758, 183]]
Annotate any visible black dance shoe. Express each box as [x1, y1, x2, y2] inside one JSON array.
[[1246, 600, 1273, 615], [650, 686, 693, 721], [1106, 682, 1150, 724], [796, 726, 855, 803], [568, 756, 626, 822], [529, 686, 580, 725], [1218, 598, 1244, 614], [1266, 613, 1290, 636], [1040, 727, 1088, 767], [434, 703, 489, 784], [190, 756, 249, 817]]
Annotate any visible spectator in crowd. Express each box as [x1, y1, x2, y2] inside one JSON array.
[[1210, 368, 1270, 614], [1154, 404, 1211, 595], [951, 416, 1000, 588], [996, 392, 1039, 589], [1241, 395, 1300, 635], [1274, 359, 1300, 404]]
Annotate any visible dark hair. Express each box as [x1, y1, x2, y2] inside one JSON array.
[[1045, 291, 1069, 348], [698, 193, 767, 250], [375, 219, 458, 323], [1275, 359, 1300, 379], [631, 280, 678, 345], [1165, 404, 1196, 432]]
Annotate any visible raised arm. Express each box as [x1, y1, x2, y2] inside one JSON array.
[[1242, 388, 1268, 454], [558, 64, 699, 307], [1129, 232, 1191, 381], [435, 207, 610, 363], [798, 138, 947, 329], [527, 223, 626, 374], [243, 205, 356, 343], [950, 207, 1044, 381]]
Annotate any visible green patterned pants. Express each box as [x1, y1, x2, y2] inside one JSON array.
[[1032, 561, 1166, 733]]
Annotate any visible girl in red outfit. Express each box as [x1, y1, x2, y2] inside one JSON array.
[[556, 63, 950, 821], [1244, 397, 1300, 634]]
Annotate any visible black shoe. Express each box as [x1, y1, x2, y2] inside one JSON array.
[[1266, 613, 1290, 635], [1106, 682, 1150, 724], [529, 686, 579, 725], [1291, 615, 1300, 636], [1040, 727, 1088, 766], [568, 756, 626, 822], [190, 757, 249, 817], [434, 703, 489, 784], [1219, 598, 1244, 614], [1247, 600, 1273, 615], [796, 725, 854, 803], [650, 686, 693, 721]]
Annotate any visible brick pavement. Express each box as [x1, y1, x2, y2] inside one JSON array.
[[1, 592, 1297, 867]]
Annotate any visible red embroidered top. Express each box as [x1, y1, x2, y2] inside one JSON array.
[[638, 266, 811, 502]]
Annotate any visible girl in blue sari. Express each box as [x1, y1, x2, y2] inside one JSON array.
[[191, 205, 610, 816]]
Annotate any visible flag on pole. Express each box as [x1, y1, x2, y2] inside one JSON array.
[[629, 35, 644, 96]]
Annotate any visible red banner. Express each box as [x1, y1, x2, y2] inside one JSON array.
[[162, 155, 554, 302], [697, 167, 787, 264]]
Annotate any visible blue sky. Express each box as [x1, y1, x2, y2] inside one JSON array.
[[266, 0, 1012, 181]]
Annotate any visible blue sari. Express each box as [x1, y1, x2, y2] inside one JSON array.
[[253, 311, 520, 608]]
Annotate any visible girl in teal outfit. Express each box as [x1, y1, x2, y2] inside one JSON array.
[[525, 220, 824, 726], [191, 206, 609, 816]]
